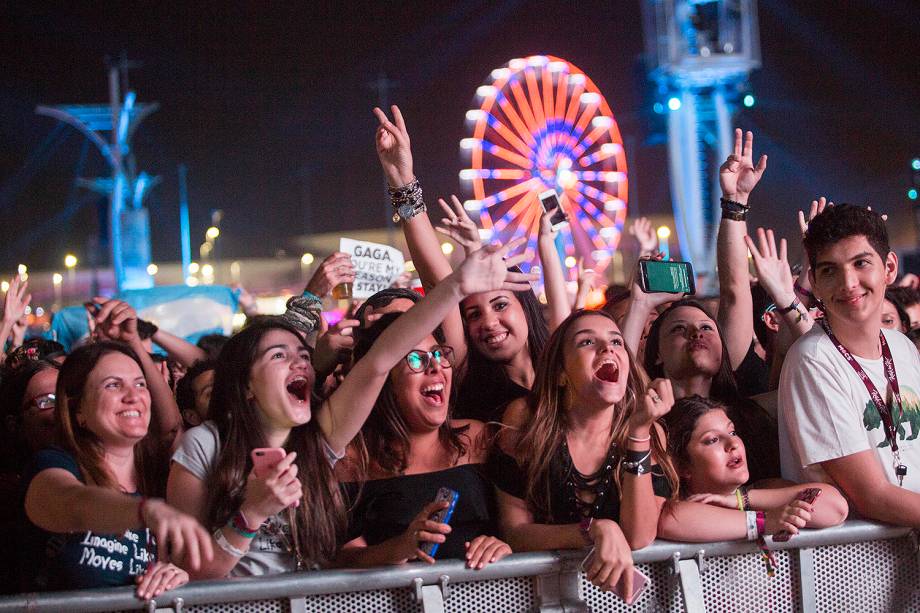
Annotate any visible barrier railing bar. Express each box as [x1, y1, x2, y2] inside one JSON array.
[[0, 520, 910, 613], [796, 547, 817, 613]]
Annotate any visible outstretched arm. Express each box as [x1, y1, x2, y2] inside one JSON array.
[[319, 241, 536, 453], [373, 105, 467, 366], [0, 274, 30, 363], [745, 228, 812, 344], [717, 129, 767, 370], [537, 207, 571, 330], [151, 328, 208, 368]]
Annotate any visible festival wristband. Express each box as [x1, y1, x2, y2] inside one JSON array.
[[745, 511, 758, 541], [213, 527, 249, 558]]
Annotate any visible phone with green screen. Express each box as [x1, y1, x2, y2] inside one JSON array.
[[638, 260, 695, 294]]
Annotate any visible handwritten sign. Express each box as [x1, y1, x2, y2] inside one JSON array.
[[340, 238, 405, 299]]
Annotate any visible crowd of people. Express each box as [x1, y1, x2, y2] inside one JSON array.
[[1, 105, 917, 603]]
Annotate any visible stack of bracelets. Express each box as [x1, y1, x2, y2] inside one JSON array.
[[389, 178, 426, 223], [735, 486, 777, 577], [720, 197, 750, 222]]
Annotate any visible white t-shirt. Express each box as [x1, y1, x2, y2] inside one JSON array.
[[779, 325, 920, 492], [171, 421, 341, 577]]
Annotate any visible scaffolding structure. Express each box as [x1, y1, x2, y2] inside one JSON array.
[[35, 59, 158, 291], [642, 0, 760, 293]]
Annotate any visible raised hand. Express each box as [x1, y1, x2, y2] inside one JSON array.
[[538, 205, 560, 240], [2, 274, 31, 327], [574, 258, 597, 310], [92, 297, 141, 346], [435, 195, 482, 255], [630, 378, 674, 429], [629, 253, 683, 310], [305, 252, 356, 299], [313, 318, 359, 376], [744, 228, 795, 307], [628, 217, 658, 256], [798, 196, 833, 237], [373, 105, 415, 188], [719, 129, 767, 205], [453, 238, 538, 296]]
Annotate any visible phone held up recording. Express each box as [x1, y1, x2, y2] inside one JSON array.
[[637, 259, 695, 295], [539, 189, 569, 232]]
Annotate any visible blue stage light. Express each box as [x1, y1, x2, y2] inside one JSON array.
[[653, 102, 665, 114], [909, 188, 919, 201], [743, 94, 755, 108], [667, 97, 681, 111], [912, 158, 920, 171]]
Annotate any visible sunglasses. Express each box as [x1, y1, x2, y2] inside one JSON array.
[[404, 346, 454, 373]]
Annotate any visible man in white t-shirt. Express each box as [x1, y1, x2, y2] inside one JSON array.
[[779, 204, 920, 525]]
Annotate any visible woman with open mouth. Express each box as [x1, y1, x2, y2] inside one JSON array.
[[166, 239, 534, 578], [334, 315, 511, 570], [658, 395, 846, 545], [491, 309, 679, 599], [372, 105, 555, 424]]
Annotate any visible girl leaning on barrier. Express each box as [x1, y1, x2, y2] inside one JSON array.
[[165, 240, 534, 578], [19, 340, 212, 599], [658, 396, 847, 546], [492, 309, 679, 599]]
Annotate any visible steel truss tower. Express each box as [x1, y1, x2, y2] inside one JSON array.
[[642, 0, 760, 293], [36, 59, 159, 291]]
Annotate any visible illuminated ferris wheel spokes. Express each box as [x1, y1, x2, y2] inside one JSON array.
[[460, 55, 628, 274]]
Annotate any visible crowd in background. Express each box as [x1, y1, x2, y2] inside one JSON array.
[[4, 105, 920, 603]]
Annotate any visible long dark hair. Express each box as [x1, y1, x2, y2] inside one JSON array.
[[643, 299, 780, 481], [205, 317, 344, 568], [662, 395, 728, 497], [349, 313, 469, 478], [55, 342, 168, 496], [459, 285, 548, 413], [514, 309, 678, 519]]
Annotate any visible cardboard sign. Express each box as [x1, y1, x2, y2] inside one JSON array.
[[339, 238, 405, 299]]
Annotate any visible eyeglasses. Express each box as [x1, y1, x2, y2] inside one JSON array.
[[24, 393, 56, 413], [404, 346, 454, 373]]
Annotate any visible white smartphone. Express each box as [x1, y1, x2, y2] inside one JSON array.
[[581, 547, 650, 605], [539, 189, 569, 231]]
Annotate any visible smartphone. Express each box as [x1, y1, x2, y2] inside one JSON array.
[[251, 447, 286, 478], [420, 487, 460, 558], [580, 549, 650, 605], [637, 259, 695, 295], [772, 488, 822, 543], [539, 189, 569, 231]]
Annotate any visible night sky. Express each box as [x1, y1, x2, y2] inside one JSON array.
[[2, 1, 919, 272]]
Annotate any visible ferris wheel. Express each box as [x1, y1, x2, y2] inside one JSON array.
[[460, 55, 628, 275]]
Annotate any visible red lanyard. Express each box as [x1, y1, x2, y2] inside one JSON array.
[[819, 318, 907, 484]]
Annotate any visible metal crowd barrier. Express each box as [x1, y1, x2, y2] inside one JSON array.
[[2, 520, 919, 612]]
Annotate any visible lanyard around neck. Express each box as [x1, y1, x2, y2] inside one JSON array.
[[818, 318, 904, 454]]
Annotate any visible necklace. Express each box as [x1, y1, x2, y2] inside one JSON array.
[[561, 436, 618, 520]]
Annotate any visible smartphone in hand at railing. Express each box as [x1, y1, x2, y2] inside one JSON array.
[[580, 548, 649, 605], [772, 488, 822, 543], [420, 487, 459, 558]]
